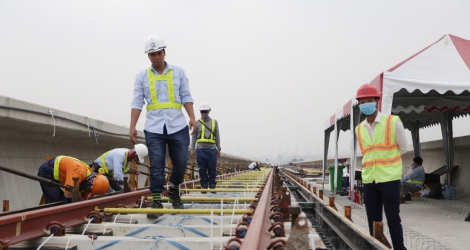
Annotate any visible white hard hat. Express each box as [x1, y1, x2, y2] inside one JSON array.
[[144, 35, 166, 54], [134, 144, 148, 163], [199, 101, 211, 111]]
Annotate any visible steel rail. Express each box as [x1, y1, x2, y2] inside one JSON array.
[[279, 169, 389, 250], [0, 189, 151, 246], [0, 172, 241, 247], [240, 170, 274, 250]]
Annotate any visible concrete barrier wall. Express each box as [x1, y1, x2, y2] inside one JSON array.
[[0, 137, 133, 211]]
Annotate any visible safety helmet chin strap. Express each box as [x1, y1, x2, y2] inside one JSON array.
[[127, 149, 136, 162], [81, 173, 97, 189]]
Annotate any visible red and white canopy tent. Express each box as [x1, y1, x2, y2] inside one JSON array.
[[323, 34, 470, 195]]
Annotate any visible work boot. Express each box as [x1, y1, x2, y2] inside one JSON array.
[[167, 189, 184, 209], [201, 186, 208, 194], [210, 187, 217, 194], [405, 194, 412, 201], [400, 197, 406, 204], [465, 213, 470, 222], [147, 200, 163, 219]]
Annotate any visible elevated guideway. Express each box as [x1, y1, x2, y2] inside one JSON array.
[[0, 95, 252, 211]]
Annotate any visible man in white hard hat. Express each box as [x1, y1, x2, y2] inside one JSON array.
[[248, 161, 261, 171], [90, 144, 147, 192], [190, 102, 221, 191], [130, 35, 196, 219]]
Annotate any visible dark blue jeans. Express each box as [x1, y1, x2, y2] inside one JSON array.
[[196, 148, 217, 188], [364, 180, 406, 250], [38, 157, 65, 204], [108, 178, 123, 192], [145, 126, 190, 193]]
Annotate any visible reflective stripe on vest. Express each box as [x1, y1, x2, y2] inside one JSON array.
[[99, 149, 129, 175], [53, 156, 92, 191], [356, 114, 402, 184], [197, 119, 216, 144], [146, 68, 182, 111], [408, 166, 425, 185]]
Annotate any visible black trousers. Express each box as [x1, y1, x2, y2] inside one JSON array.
[[364, 180, 406, 250], [38, 158, 67, 204]]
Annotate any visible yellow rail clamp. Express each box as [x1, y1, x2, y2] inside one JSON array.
[[194, 185, 262, 188], [150, 197, 258, 202], [96, 207, 252, 214], [180, 188, 259, 192], [217, 180, 264, 182]]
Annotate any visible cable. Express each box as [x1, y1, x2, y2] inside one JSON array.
[[48, 109, 55, 136]]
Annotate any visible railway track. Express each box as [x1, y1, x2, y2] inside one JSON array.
[[0, 167, 390, 250]]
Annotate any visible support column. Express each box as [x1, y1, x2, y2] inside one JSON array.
[[440, 111, 454, 184], [333, 118, 342, 193], [350, 105, 361, 196], [409, 120, 421, 157]]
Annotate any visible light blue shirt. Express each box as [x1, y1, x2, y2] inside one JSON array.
[[248, 162, 256, 169], [93, 148, 130, 181], [401, 165, 425, 187], [131, 62, 194, 134]]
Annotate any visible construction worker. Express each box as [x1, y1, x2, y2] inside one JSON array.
[[90, 144, 148, 192], [400, 156, 425, 201], [248, 161, 261, 171], [37, 156, 109, 204], [190, 102, 221, 190], [130, 35, 196, 219], [355, 83, 408, 250]]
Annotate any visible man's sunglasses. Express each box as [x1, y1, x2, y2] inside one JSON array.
[[200, 110, 209, 114]]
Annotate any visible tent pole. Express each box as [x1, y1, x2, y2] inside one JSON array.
[[410, 120, 421, 157], [440, 111, 454, 185], [323, 130, 331, 191], [334, 117, 342, 194]]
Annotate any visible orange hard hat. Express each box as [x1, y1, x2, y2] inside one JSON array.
[[356, 83, 380, 100], [90, 174, 109, 196]]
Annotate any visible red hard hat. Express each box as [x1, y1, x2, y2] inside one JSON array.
[[356, 83, 380, 100]]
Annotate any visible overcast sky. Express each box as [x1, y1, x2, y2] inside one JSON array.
[[1, 1, 470, 162]]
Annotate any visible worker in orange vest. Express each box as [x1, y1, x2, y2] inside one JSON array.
[[38, 156, 109, 204]]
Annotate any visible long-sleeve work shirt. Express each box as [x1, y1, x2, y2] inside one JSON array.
[[401, 165, 425, 187], [190, 117, 221, 151], [131, 62, 194, 134], [93, 148, 130, 181]]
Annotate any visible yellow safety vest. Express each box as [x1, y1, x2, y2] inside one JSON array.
[[356, 114, 402, 184], [408, 166, 425, 185], [197, 118, 216, 144], [146, 68, 182, 111], [99, 149, 130, 175], [53, 156, 92, 191]]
